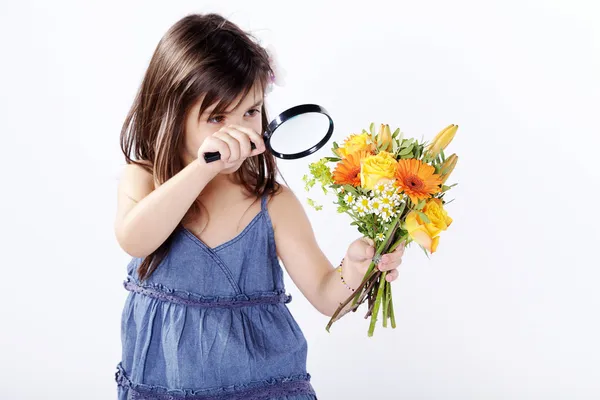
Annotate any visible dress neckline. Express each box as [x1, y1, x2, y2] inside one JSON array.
[[179, 209, 264, 252]]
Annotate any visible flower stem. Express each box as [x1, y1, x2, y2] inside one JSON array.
[[389, 285, 396, 328], [368, 271, 387, 337], [325, 268, 379, 332], [383, 280, 390, 328]]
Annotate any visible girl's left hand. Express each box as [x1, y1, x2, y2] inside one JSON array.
[[345, 237, 405, 282]]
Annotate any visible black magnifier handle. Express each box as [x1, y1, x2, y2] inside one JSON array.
[[203, 142, 257, 163]]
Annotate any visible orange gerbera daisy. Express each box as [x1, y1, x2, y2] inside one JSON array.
[[395, 159, 442, 204], [333, 151, 371, 187]]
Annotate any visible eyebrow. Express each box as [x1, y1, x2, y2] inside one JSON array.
[[204, 100, 264, 116]]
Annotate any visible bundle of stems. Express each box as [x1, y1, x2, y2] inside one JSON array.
[[326, 210, 410, 337]]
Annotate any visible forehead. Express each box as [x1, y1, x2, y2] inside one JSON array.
[[200, 83, 264, 115]]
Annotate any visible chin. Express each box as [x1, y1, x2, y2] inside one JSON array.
[[219, 164, 243, 175]]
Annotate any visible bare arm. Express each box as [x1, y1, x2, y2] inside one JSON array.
[[269, 186, 367, 317], [115, 123, 266, 258], [114, 159, 219, 257]]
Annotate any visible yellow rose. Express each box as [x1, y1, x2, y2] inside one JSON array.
[[338, 133, 375, 157], [404, 199, 452, 253], [360, 151, 398, 190]]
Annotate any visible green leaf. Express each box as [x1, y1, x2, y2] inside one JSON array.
[[392, 139, 399, 154], [420, 244, 431, 259], [343, 184, 359, 195], [324, 157, 341, 162], [333, 141, 339, 149], [397, 201, 406, 215], [399, 145, 414, 156], [416, 199, 426, 210], [369, 122, 375, 135], [307, 198, 323, 211], [392, 128, 400, 138]]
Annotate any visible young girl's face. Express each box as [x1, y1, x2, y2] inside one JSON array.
[[182, 84, 264, 174]]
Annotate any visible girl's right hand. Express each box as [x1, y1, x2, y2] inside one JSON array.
[[197, 125, 266, 169]]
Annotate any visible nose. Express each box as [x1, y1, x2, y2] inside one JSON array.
[[228, 116, 249, 128]]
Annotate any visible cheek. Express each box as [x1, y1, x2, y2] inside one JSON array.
[[251, 117, 263, 132], [185, 122, 216, 151]]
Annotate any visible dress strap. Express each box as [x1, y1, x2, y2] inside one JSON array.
[[260, 191, 269, 212]]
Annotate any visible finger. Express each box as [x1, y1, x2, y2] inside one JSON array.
[[347, 238, 374, 263], [381, 251, 403, 264], [385, 269, 399, 282], [380, 243, 405, 263], [361, 237, 375, 260], [228, 124, 266, 154], [378, 257, 402, 271], [204, 136, 230, 163], [214, 131, 240, 162], [392, 242, 406, 254], [223, 127, 252, 159]]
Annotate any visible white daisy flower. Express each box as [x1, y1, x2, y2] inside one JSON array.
[[380, 208, 393, 222], [343, 193, 356, 205], [356, 196, 370, 210], [380, 196, 394, 208], [383, 183, 399, 198], [355, 204, 367, 217], [369, 198, 383, 214], [373, 183, 387, 196], [375, 233, 386, 242]]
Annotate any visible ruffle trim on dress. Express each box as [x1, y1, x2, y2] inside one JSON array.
[[115, 362, 315, 400], [123, 278, 292, 308]]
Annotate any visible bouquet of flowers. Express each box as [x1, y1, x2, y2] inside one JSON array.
[[303, 123, 459, 336]]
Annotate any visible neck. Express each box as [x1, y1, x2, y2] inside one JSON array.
[[198, 172, 246, 207]]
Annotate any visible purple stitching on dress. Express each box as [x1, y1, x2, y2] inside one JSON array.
[[116, 363, 315, 400], [123, 280, 292, 308]]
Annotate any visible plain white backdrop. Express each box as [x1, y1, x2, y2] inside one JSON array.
[[1, 0, 599, 399]]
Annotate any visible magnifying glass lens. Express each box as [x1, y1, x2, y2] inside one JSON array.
[[268, 112, 332, 156]]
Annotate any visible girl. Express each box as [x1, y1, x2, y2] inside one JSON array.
[[114, 13, 404, 400]]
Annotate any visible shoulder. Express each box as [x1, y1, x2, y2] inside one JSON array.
[[265, 184, 310, 231]]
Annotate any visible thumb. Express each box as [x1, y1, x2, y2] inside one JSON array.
[[347, 237, 375, 262]]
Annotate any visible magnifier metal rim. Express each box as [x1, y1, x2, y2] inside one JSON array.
[[264, 104, 334, 160]]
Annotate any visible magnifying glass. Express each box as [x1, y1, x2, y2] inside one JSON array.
[[203, 104, 334, 162]]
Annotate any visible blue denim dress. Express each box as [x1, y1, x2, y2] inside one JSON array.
[[115, 194, 318, 399]]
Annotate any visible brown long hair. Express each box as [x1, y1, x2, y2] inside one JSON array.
[[119, 13, 280, 281]]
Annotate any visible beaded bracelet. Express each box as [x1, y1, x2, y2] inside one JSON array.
[[336, 258, 356, 292]]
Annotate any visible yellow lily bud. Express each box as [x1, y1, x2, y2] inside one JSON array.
[[439, 154, 458, 184], [426, 124, 458, 158], [376, 124, 393, 152]]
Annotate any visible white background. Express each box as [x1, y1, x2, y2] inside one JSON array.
[[1, 0, 599, 399]]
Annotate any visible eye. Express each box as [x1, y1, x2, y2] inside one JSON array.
[[246, 108, 261, 117], [207, 115, 225, 124]]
